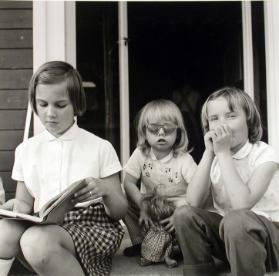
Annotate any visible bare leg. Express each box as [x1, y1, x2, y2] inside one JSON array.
[[20, 224, 84, 276], [0, 219, 27, 275], [0, 219, 27, 258]]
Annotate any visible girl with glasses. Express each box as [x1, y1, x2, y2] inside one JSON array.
[[123, 99, 197, 258]]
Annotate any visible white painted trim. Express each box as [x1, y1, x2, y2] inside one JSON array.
[[65, 1, 76, 68], [118, 2, 130, 167], [32, 1, 76, 136], [242, 1, 254, 99], [264, 0, 279, 155]]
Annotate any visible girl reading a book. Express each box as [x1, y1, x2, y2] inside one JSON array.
[[0, 61, 127, 276]]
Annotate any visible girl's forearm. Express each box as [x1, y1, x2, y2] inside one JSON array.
[[124, 181, 142, 208], [217, 152, 251, 209], [103, 193, 128, 220], [187, 150, 214, 207]]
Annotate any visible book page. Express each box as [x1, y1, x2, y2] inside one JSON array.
[[0, 209, 42, 223], [39, 179, 87, 217]]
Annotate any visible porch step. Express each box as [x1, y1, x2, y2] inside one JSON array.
[[8, 227, 279, 276]]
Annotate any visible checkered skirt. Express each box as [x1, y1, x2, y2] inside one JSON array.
[[62, 203, 124, 276]]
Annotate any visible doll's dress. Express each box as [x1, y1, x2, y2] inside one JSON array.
[[140, 224, 177, 267]]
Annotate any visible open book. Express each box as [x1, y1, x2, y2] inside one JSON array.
[[0, 179, 102, 224]]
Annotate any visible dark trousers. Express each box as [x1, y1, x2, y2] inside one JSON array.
[[173, 206, 279, 276]]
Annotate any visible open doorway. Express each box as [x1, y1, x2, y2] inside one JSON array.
[[127, 2, 243, 162], [75, 2, 266, 164]]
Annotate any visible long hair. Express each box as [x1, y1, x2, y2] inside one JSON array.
[[201, 87, 262, 143]]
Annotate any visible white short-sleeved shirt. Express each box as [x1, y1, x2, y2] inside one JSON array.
[[12, 122, 122, 212], [210, 140, 279, 222], [124, 148, 197, 207], [0, 177, 5, 204]]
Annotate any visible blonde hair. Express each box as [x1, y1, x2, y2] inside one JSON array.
[[137, 99, 189, 156], [201, 87, 262, 143]]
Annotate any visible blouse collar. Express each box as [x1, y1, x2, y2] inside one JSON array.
[[44, 121, 79, 141], [232, 140, 252, 160]]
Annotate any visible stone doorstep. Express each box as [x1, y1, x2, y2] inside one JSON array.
[[8, 225, 279, 276]]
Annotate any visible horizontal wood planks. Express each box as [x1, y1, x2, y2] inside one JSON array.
[[0, 1, 33, 199], [0, 49, 32, 68], [0, 10, 32, 29], [0, 90, 28, 109]]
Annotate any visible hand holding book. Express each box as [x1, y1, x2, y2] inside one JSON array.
[[71, 177, 106, 206], [0, 179, 102, 224]]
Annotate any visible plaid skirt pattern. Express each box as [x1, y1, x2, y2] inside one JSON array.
[[62, 203, 124, 276]]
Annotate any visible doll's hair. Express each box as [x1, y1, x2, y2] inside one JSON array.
[[29, 61, 86, 116], [136, 99, 189, 157], [201, 87, 262, 143], [141, 191, 175, 223]]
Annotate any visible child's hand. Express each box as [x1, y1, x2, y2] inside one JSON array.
[[160, 214, 174, 233], [204, 131, 215, 154], [72, 177, 105, 203], [139, 209, 154, 230], [212, 124, 232, 154], [1, 199, 32, 214]]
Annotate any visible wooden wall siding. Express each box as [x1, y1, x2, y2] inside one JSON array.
[[0, 10, 32, 29], [0, 49, 32, 68], [0, 30, 32, 48], [0, 131, 24, 150], [0, 1, 33, 200], [0, 70, 33, 89], [0, 110, 27, 130], [0, 90, 28, 109]]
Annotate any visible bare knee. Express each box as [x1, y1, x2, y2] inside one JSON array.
[[0, 219, 26, 257], [20, 226, 62, 270]]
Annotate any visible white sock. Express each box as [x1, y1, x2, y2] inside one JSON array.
[[0, 257, 15, 276]]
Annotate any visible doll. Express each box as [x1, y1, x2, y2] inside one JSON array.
[[140, 192, 178, 268]]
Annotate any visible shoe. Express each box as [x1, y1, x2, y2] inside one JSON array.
[[123, 243, 141, 257]]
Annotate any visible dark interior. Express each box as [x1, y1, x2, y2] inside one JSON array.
[[76, 1, 266, 163]]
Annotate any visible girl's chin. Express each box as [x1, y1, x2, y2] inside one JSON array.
[[46, 127, 64, 138]]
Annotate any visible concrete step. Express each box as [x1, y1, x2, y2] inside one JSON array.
[[8, 228, 279, 276]]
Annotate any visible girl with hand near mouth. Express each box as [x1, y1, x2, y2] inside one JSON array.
[[123, 99, 197, 257], [174, 87, 279, 276]]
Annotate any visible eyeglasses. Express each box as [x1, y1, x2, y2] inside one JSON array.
[[146, 124, 178, 136]]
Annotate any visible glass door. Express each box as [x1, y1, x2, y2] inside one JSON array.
[[127, 2, 243, 162], [76, 2, 120, 155]]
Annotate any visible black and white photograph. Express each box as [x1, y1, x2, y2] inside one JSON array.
[[0, 1, 279, 275]]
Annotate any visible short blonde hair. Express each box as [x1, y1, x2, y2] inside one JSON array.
[[136, 99, 189, 156], [201, 87, 262, 143]]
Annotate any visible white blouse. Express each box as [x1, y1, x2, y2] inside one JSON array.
[[210, 141, 279, 222], [12, 123, 122, 212]]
